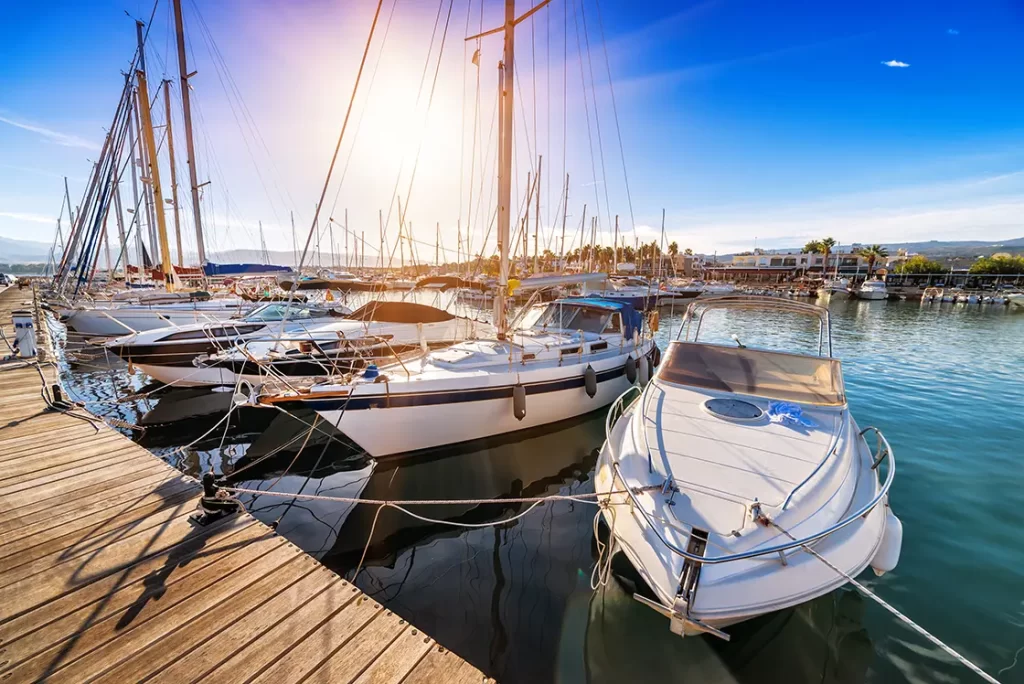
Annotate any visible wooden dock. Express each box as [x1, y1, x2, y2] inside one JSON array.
[[0, 286, 487, 683]]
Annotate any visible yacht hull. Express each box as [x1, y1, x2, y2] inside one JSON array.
[[306, 342, 657, 457], [62, 304, 249, 337]]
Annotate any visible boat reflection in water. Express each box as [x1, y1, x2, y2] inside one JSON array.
[[559, 560, 873, 684], [314, 407, 875, 684]]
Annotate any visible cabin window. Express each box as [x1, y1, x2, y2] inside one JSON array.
[[159, 324, 264, 341], [590, 341, 608, 352], [602, 314, 621, 334], [560, 346, 581, 356]]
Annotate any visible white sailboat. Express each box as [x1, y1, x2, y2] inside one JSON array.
[[596, 296, 901, 638], [254, 0, 658, 458]]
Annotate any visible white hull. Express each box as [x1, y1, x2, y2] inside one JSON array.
[[62, 304, 248, 337], [327, 371, 635, 457], [1008, 294, 1024, 310], [136, 363, 262, 388], [855, 290, 887, 300]]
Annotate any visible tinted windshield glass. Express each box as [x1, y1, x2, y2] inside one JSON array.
[[245, 304, 311, 321], [531, 304, 610, 332], [657, 341, 845, 406]]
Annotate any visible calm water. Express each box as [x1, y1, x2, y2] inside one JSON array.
[[54, 296, 1024, 683]]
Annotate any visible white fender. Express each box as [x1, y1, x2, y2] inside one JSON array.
[[871, 507, 903, 576]]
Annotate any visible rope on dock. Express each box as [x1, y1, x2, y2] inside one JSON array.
[[221, 485, 623, 509], [768, 520, 1002, 684]]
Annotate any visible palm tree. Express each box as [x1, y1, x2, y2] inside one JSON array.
[[684, 248, 693, 256], [804, 240, 824, 254], [668, 241, 679, 257], [820, 237, 837, 273], [858, 244, 889, 275]]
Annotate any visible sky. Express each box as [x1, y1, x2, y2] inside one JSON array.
[[1, 0, 1023, 265]]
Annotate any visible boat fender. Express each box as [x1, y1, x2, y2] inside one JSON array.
[[363, 364, 379, 380], [638, 355, 651, 385], [870, 507, 903, 576], [512, 383, 527, 420], [649, 310, 660, 332], [584, 365, 598, 398], [624, 356, 637, 384], [651, 344, 661, 367]]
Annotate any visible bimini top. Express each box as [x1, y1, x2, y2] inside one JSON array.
[[545, 298, 643, 339], [346, 300, 456, 323]]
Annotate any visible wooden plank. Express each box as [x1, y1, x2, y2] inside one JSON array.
[[0, 429, 125, 463], [33, 547, 308, 684], [0, 523, 276, 672], [0, 505, 199, 589], [0, 442, 147, 485], [100, 564, 338, 683], [194, 576, 363, 684], [299, 610, 409, 684], [0, 484, 198, 569], [245, 593, 386, 684], [0, 460, 170, 519], [0, 507, 204, 604], [0, 517, 260, 647], [0, 447, 154, 498], [401, 648, 489, 684], [0, 471, 187, 547], [351, 624, 436, 684], [0, 467, 183, 533]]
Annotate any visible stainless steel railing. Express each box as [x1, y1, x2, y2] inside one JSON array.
[[601, 391, 895, 565]]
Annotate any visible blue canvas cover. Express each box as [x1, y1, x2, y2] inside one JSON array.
[[557, 298, 643, 338], [203, 263, 294, 277]]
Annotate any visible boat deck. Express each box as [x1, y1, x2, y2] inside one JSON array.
[[0, 285, 487, 683]]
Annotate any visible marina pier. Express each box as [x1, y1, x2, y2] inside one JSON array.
[[0, 285, 486, 683]]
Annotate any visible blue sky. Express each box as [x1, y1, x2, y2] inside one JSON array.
[[2, 0, 1023, 263]]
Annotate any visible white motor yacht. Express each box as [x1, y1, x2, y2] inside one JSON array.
[[855, 279, 888, 301], [1007, 293, 1024, 310], [150, 300, 484, 387], [54, 294, 252, 338], [103, 301, 352, 385], [256, 298, 658, 457], [595, 296, 901, 639]]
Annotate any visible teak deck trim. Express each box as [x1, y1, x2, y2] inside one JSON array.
[[0, 285, 488, 684]]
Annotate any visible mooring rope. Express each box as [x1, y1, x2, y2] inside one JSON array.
[[767, 519, 1002, 684]]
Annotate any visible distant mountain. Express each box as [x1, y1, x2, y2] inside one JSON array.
[[207, 249, 358, 267], [0, 236, 52, 263]]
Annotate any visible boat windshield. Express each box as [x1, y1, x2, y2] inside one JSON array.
[[531, 303, 612, 333], [657, 341, 845, 406], [244, 304, 314, 321]]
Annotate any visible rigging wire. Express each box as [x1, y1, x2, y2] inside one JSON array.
[[593, 0, 637, 237]]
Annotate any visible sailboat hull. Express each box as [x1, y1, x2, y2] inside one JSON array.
[[306, 342, 657, 458]]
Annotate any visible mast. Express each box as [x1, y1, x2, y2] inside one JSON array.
[[398, 196, 405, 274], [127, 104, 145, 277], [379, 209, 385, 271], [534, 155, 541, 274], [113, 180, 129, 281], [523, 171, 531, 272], [290, 211, 298, 270], [135, 68, 175, 291], [135, 21, 159, 264], [435, 222, 440, 267], [560, 172, 568, 266], [659, 208, 665, 278], [162, 80, 184, 267], [361, 230, 366, 270], [172, 0, 206, 264], [613, 214, 618, 272]]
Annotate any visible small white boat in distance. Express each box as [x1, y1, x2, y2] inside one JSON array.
[[855, 279, 887, 300], [817, 278, 850, 299], [596, 296, 900, 639]]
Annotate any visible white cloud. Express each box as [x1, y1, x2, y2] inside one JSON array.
[[881, 60, 910, 68], [0, 115, 99, 151], [947, 29, 959, 35], [0, 211, 54, 224]]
